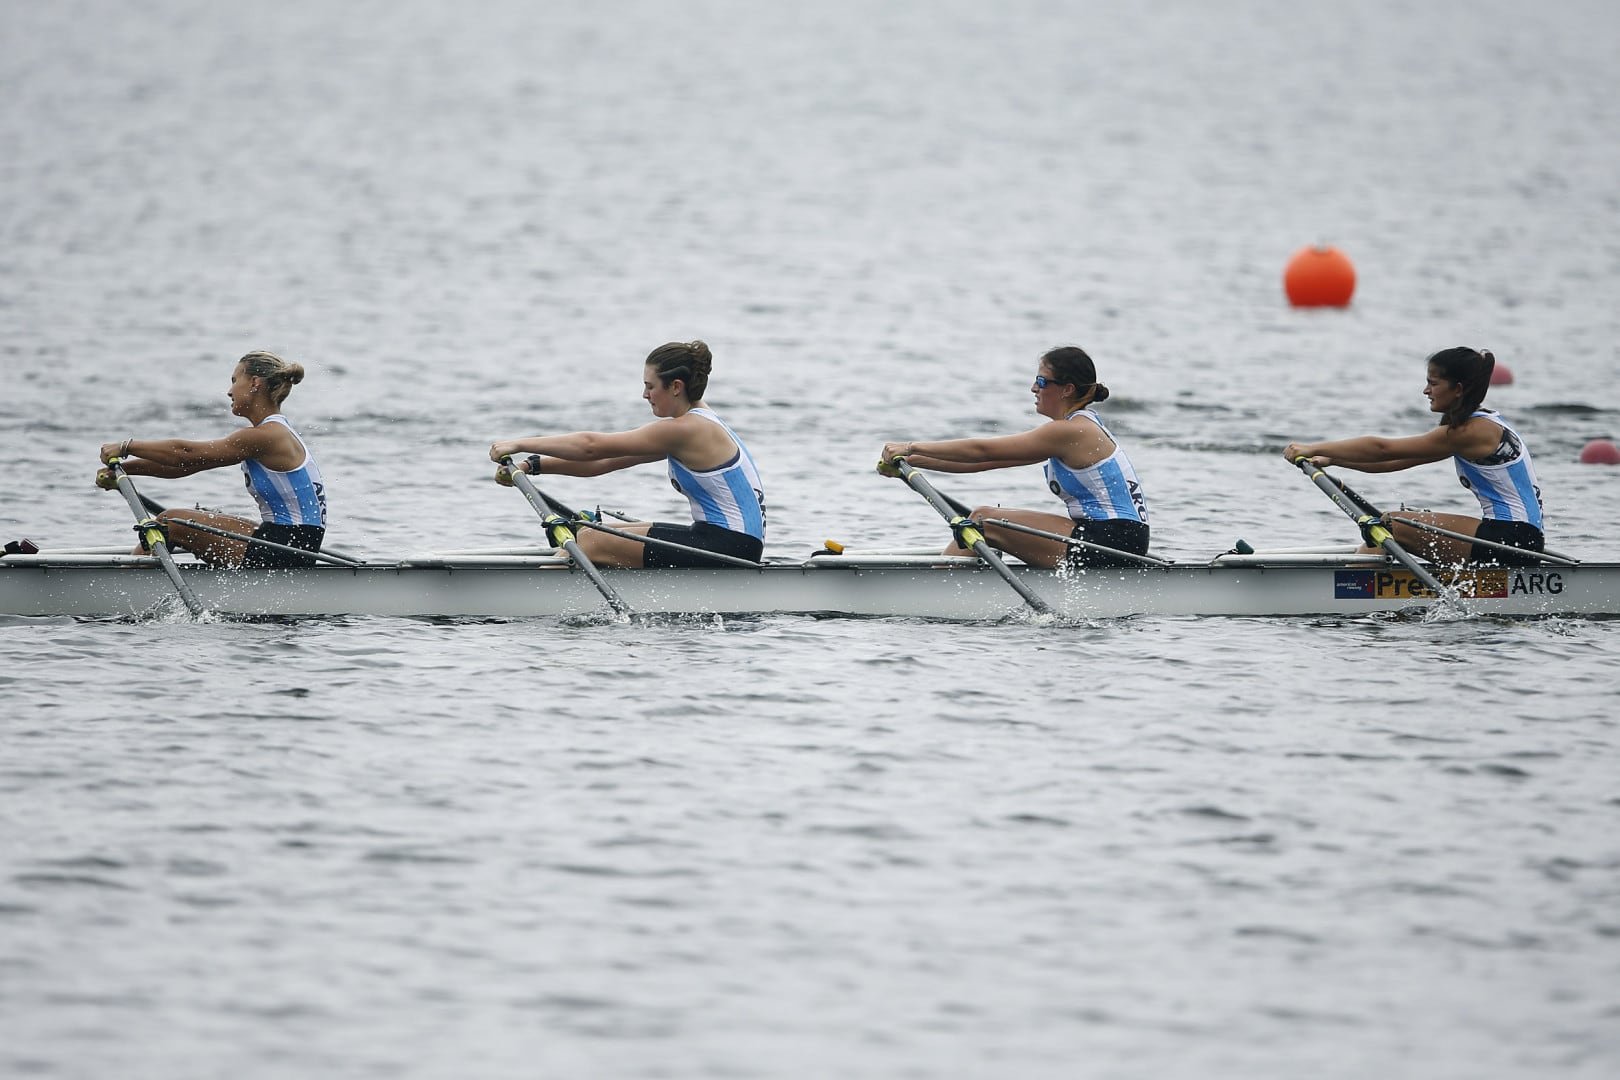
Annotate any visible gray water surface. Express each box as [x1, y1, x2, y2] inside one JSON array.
[[4, 1, 1620, 1077]]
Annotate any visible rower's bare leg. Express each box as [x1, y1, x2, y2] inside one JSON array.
[[576, 523, 650, 568], [1357, 512, 1479, 564], [129, 509, 258, 566], [942, 507, 1074, 569]]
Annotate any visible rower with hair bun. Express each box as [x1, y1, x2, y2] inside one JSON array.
[[1284, 346, 1545, 566], [96, 350, 329, 567], [489, 339, 766, 568], [879, 345, 1152, 568]]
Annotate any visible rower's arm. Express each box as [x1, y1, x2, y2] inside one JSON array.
[[114, 460, 196, 479], [882, 428, 1050, 468], [527, 453, 664, 478], [901, 453, 1032, 474], [1334, 455, 1435, 474], [1287, 431, 1453, 469], [103, 430, 270, 476], [493, 422, 687, 465]]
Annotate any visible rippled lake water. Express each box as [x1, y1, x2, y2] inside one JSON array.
[[4, 1, 1620, 1076]]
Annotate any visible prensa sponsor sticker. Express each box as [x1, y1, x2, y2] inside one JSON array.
[[1335, 569, 1516, 600]]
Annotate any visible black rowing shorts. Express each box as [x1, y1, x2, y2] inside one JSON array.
[[1064, 518, 1151, 568], [1471, 519, 1544, 567], [243, 523, 325, 569], [643, 521, 762, 568]]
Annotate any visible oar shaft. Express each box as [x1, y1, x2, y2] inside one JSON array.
[[1324, 475, 1382, 517], [505, 465, 631, 616], [557, 535, 630, 615], [894, 460, 1052, 615], [1291, 458, 1455, 600], [111, 467, 205, 616]]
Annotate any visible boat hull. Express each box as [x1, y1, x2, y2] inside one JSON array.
[[1, 557, 1612, 619]]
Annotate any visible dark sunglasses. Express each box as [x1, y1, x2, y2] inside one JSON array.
[[1033, 375, 1057, 389]]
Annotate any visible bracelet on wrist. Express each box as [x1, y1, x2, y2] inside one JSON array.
[[525, 455, 543, 475]]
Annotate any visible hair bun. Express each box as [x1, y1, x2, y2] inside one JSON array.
[[688, 340, 712, 375]]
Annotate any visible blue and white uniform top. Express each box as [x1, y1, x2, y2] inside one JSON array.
[[1043, 408, 1149, 524], [242, 415, 328, 528], [1456, 410, 1542, 529], [667, 408, 766, 539]]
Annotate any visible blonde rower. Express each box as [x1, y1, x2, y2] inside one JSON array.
[[97, 351, 327, 567]]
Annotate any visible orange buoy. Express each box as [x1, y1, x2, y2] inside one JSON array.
[[1283, 245, 1356, 307], [1489, 362, 1514, 385], [1578, 439, 1620, 465]]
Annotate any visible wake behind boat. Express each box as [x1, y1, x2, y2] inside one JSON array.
[[2, 543, 1612, 620]]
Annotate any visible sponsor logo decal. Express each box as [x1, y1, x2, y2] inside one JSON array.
[[1333, 568, 1556, 601]]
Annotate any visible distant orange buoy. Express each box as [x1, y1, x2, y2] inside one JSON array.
[[1489, 362, 1514, 385], [1284, 245, 1356, 307], [1579, 439, 1620, 465]]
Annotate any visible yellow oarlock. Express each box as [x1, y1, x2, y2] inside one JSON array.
[[135, 517, 167, 554], [1354, 514, 1393, 550], [541, 514, 577, 547], [949, 516, 987, 549], [820, 539, 845, 555]]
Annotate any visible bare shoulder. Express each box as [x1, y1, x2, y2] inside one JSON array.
[[1454, 413, 1508, 457], [238, 419, 303, 467], [1057, 412, 1115, 455]]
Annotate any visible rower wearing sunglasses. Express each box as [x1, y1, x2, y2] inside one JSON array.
[[879, 345, 1150, 568]]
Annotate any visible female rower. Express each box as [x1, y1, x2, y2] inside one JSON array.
[[488, 340, 765, 567], [1282, 346, 1543, 566], [878, 345, 1150, 568], [96, 351, 327, 568]]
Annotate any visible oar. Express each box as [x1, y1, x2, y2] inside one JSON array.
[[976, 516, 1173, 567], [890, 458, 1052, 615], [1289, 456, 1458, 602], [499, 457, 631, 617], [1320, 472, 1578, 567], [108, 460, 206, 616]]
